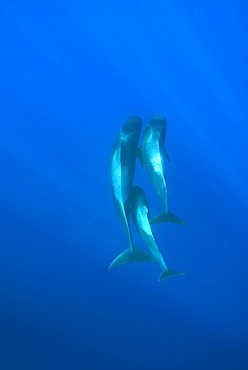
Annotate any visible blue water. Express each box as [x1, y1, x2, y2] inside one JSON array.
[[0, 1, 247, 369]]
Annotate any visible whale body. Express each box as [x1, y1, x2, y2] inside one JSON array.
[[108, 116, 155, 269], [141, 115, 188, 226], [130, 186, 184, 280]]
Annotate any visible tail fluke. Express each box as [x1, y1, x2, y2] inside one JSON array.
[[133, 246, 156, 263], [159, 269, 185, 281], [150, 210, 188, 226], [108, 246, 155, 270]]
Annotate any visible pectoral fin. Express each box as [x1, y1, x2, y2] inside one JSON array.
[[164, 148, 170, 162], [137, 146, 144, 168], [105, 151, 113, 161]]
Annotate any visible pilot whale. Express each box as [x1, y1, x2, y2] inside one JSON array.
[[141, 114, 188, 226], [108, 116, 155, 269], [130, 186, 184, 280]]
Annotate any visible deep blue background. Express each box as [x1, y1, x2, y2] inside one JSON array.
[[0, 1, 247, 369]]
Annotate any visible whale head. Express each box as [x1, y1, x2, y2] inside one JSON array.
[[122, 115, 142, 134], [120, 116, 142, 145], [130, 186, 149, 209], [149, 115, 166, 132]]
